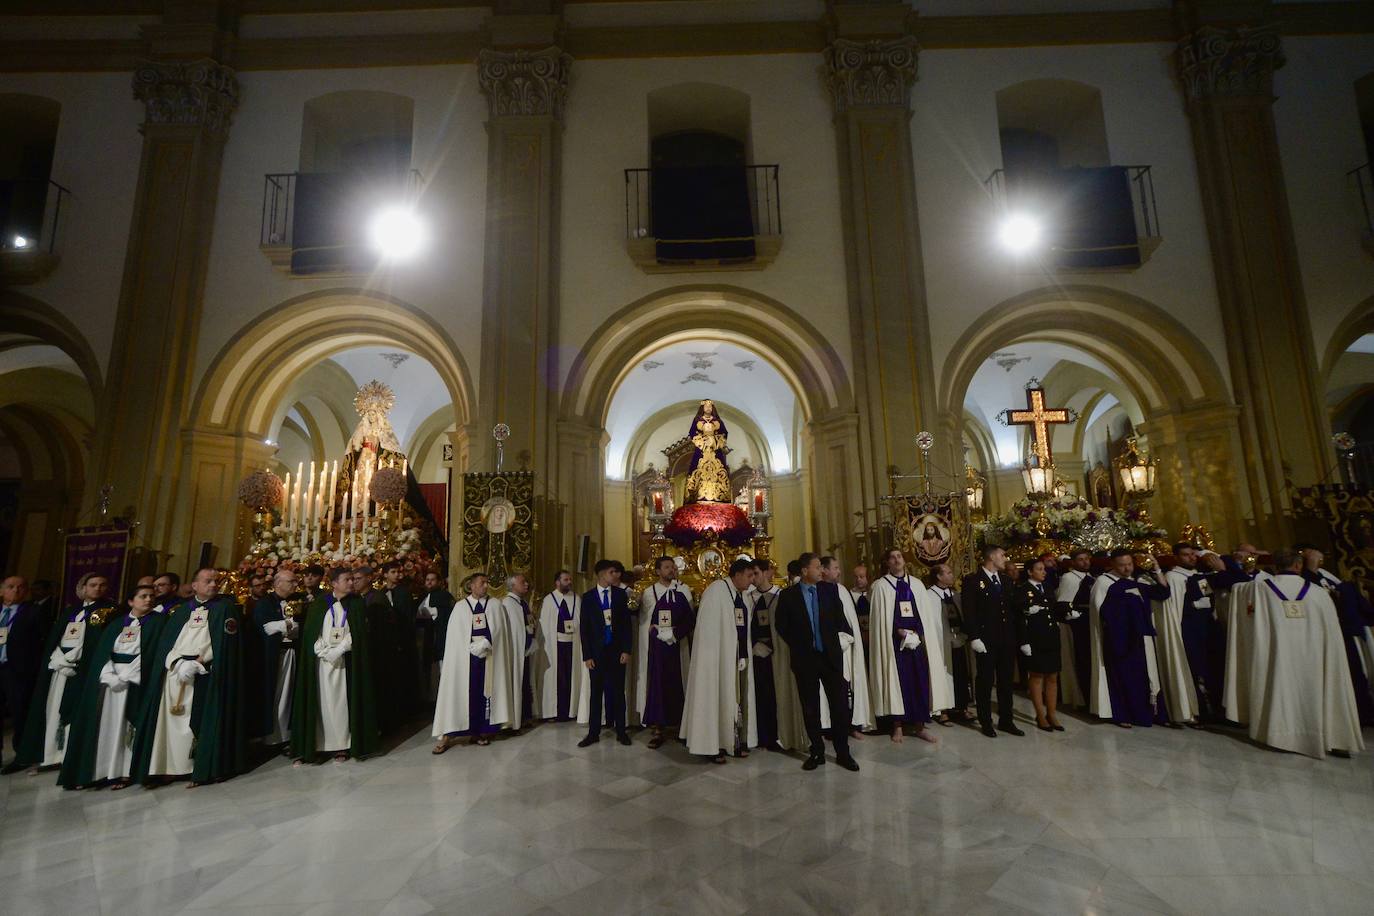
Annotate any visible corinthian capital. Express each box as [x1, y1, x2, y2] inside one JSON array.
[[1175, 26, 1284, 102], [132, 59, 239, 135], [477, 47, 572, 119], [823, 36, 919, 114]]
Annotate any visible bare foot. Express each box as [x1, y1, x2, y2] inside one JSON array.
[[850, 729, 865, 741], [332, 752, 349, 762], [890, 727, 905, 744], [916, 728, 939, 745]]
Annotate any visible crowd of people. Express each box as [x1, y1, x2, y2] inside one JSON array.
[[0, 539, 1366, 790]]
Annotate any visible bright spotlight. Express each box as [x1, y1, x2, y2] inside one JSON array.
[[997, 213, 1042, 254], [12, 235, 30, 249], [368, 206, 426, 261]]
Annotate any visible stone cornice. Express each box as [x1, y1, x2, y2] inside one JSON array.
[[1175, 25, 1285, 102], [822, 36, 919, 114], [132, 58, 239, 134], [476, 46, 572, 119]]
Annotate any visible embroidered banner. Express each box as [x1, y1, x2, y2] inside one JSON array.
[[61, 525, 130, 603]]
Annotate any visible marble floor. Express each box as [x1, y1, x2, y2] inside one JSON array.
[[3, 696, 1373, 916]]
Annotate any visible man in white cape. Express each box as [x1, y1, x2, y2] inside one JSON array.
[[1246, 550, 1363, 759], [680, 559, 757, 763], [1054, 549, 1094, 708], [867, 547, 950, 744], [432, 573, 513, 750], [499, 573, 536, 730], [820, 556, 875, 735], [535, 570, 589, 723]]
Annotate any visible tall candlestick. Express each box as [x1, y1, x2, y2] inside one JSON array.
[[301, 462, 315, 548], [340, 488, 350, 555], [282, 471, 292, 528], [325, 460, 338, 534], [293, 462, 304, 535]]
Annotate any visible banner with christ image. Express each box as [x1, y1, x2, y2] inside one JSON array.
[[892, 493, 965, 576]]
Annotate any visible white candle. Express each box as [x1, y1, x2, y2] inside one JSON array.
[[325, 460, 338, 534], [302, 462, 315, 547], [282, 471, 292, 528], [293, 462, 304, 534], [340, 488, 350, 554]]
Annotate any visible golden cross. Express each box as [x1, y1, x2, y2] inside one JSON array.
[[1006, 385, 1071, 467]]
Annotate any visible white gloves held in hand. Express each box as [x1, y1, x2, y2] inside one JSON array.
[[737, 658, 748, 673], [1066, 611, 1082, 621], [319, 645, 348, 665], [970, 638, 988, 654], [752, 641, 771, 658], [900, 631, 922, 652], [1020, 644, 1033, 657], [468, 636, 492, 659], [838, 632, 855, 649], [174, 659, 207, 684], [656, 627, 677, 646], [1027, 604, 1043, 616], [263, 619, 287, 636]]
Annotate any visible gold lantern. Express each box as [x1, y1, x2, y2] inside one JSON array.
[[964, 465, 986, 516], [1115, 437, 1156, 501]]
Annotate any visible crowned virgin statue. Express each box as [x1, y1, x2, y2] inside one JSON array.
[[683, 399, 732, 504]]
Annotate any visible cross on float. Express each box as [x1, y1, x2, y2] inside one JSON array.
[[999, 378, 1075, 467]]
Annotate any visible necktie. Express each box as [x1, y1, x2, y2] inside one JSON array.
[[601, 590, 612, 646], [0, 605, 13, 664], [804, 585, 822, 651]]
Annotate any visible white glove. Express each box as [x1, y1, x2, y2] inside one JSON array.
[[118, 664, 141, 687], [737, 657, 748, 672], [970, 638, 988, 654], [524, 641, 537, 658], [99, 665, 121, 689], [900, 632, 921, 651], [174, 660, 206, 684], [838, 632, 855, 649], [752, 641, 771, 658], [656, 627, 676, 645], [1020, 644, 1033, 657], [1066, 611, 1082, 621], [57, 664, 78, 678], [1026, 604, 1042, 616], [263, 620, 287, 636], [469, 636, 492, 658]]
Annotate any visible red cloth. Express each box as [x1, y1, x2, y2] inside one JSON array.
[[418, 483, 447, 534]]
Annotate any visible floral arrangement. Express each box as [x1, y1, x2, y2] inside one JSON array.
[[236, 469, 285, 512], [981, 495, 1165, 546], [236, 520, 437, 582], [664, 501, 755, 548], [370, 466, 407, 504]]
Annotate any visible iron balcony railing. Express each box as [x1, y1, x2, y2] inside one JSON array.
[[624, 164, 781, 260], [0, 177, 71, 255], [260, 168, 422, 251], [984, 164, 1159, 267], [1350, 162, 1373, 238]]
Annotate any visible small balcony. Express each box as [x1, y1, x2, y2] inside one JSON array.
[[624, 164, 782, 273], [260, 169, 422, 277], [1351, 162, 1374, 258], [0, 178, 70, 285], [984, 164, 1161, 272]]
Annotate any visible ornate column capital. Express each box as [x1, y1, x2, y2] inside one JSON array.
[[477, 46, 572, 120], [1175, 25, 1284, 103], [822, 36, 919, 115], [132, 58, 239, 135]]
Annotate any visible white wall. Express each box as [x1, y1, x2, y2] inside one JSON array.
[[196, 64, 489, 392], [557, 54, 852, 390], [912, 43, 1229, 400], [1273, 35, 1374, 360], [3, 72, 143, 378]]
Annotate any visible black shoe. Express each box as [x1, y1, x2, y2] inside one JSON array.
[[1037, 724, 1054, 733], [616, 732, 632, 746], [836, 756, 860, 772], [802, 755, 822, 771], [577, 735, 599, 748], [999, 724, 1026, 737], [980, 725, 997, 738], [1331, 749, 1352, 758]]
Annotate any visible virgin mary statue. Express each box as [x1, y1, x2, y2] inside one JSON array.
[[684, 399, 732, 504]]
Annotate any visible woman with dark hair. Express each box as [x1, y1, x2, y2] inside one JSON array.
[[1012, 558, 1064, 732]]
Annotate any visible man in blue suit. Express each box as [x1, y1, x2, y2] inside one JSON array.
[[579, 559, 633, 747]]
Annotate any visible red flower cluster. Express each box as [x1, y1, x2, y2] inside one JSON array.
[[663, 502, 755, 548]]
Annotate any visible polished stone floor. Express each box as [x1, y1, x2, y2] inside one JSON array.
[[3, 695, 1373, 916]]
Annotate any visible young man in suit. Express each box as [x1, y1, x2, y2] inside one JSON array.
[[774, 553, 860, 772], [579, 559, 632, 747], [962, 544, 1025, 738], [0, 576, 50, 768]]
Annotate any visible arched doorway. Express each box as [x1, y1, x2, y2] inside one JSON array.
[[941, 285, 1243, 544], [560, 286, 857, 574], [1324, 294, 1374, 487], [187, 289, 473, 576]]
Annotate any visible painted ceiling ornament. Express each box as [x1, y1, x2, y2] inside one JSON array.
[[734, 360, 756, 372], [990, 350, 1030, 373], [642, 360, 664, 372], [681, 372, 716, 385], [379, 352, 410, 369], [687, 352, 715, 370], [348, 379, 402, 453]]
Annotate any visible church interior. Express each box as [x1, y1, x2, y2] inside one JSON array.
[[2, 1, 1374, 914]]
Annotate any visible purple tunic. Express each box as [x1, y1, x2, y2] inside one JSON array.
[[1100, 577, 1164, 727], [449, 604, 499, 737], [553, 596, 575, 721], [643, 585, 693, 727], [751, 589, 779, 745], [891, 577, 932, 723]]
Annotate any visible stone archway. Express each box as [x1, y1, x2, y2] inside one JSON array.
[[181, 289, 475, 577], [939, 285, 1247, 544], [558, 285, 857, 572]]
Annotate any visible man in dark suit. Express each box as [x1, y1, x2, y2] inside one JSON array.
[[775, 553, 860, 772], [961, 545, 1025, 738], [579, 559, 632, 747], [0, 576, 50, 765]]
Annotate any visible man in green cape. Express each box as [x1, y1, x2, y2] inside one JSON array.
[[129, 567, 248, 786], [4, 573, 115, 773], [291, 568, 380, 762], [58, 583, 169, 789]]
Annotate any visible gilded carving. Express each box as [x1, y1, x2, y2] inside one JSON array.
[[132, 59, 239, 135], [822, 36, 919, 114], [477, 47, 572, 120], [1175, 26, 1284, 102]]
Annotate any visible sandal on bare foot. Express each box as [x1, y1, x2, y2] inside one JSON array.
[[647, 735, 665, 749], [432, 738, 455, 755], [711, 753, 728, 765], [110, 779, 131, 791]]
